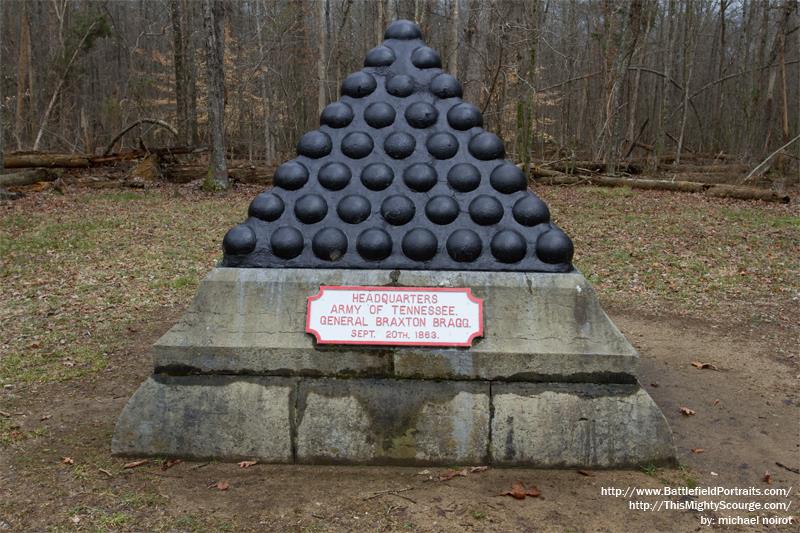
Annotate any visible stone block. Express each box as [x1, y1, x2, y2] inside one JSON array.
[[295, 378, 490, 465], [112, 376, 295, 462], [491, 383, 676, 467], [154, 268, 637, 382]]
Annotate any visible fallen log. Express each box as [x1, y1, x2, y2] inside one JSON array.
[[531, 173, 790, 203], [3, 146, 208, 169], [544, 161, 644, 175], [163, 163, 273, 184], [705, 184, 790, 203], [532, 174, 707, 193], [0, 168, 60, 187], [4, 153, 89, 169]]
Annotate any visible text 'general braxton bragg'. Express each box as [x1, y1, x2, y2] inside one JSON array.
[[306, 286, 483, 347]]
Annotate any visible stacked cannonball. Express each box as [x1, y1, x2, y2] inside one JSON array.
[[223, 20, 574, 273]]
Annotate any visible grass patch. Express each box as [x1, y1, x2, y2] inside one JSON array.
[[2, 184, 797, 387]]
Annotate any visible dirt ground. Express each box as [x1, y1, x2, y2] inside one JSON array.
[[0, 305, 797, 532], [1, 184, 798, 531]]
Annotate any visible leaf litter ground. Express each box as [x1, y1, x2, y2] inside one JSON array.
[[0, 184, 797, 531]]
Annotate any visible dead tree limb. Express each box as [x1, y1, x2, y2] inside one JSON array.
[[743, 131, 800, 182], [0, 169, 60, 187], [33, 20, 99, 151], [531, 173, 789, 203], [4, 153, 90, 168], [103, 119, 179, 155]]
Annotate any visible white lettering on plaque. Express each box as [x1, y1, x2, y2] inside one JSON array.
[[305, 286, 483, 347]]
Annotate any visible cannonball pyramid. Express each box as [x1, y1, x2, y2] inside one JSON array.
[[222, 20, 574, 272]]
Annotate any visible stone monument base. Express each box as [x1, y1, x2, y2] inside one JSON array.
[[112, 268, 676, 467]]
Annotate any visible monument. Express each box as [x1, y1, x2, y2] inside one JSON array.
[[113, 20, 675, 467]]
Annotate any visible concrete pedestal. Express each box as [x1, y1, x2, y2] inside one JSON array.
[[113, 268, 675, 467]]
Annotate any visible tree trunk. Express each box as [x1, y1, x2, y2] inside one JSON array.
[[255, 0, 274, 162], [170, 0, 189, 145], [318, 0, 328, 116], [449, 0, 459, 78], [675, 2, 694, 165], [654, 0, 676, 170], [202, 0, 229, 190], [0, 7, 3, 175], [32, 19, 100, 151], [15, 2, 33, 150], [184, 0, 199, 145]]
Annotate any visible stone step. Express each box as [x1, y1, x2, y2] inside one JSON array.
[[112, 375, 675, 467]]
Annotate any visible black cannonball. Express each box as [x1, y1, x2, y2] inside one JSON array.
[[536, 229, 574, 264], [512, 195, 550, 226], [402, 228, 438, 261], [430, 73, 462, 98], [297, 130, 332, 158], [294, 194, 328, 224], [403, 163, 437, 192], [274, 160, 309, 190], [248, 192, 284, 221], [468, 131, 505, 160], [446, 163, 481, 192], [341, 131, 374, 159], [312, 227, 348, 261], [337, 195, 372, 224], [405, 102, 438, 128], [411, 46, 441, 69], [446, 229, 482, 262], [270, 226, 304, 259], [317, 162, 352, 191], [490, 229, 527, 263], [447, 102, 483, 130], [425, 196, 459, 225], [364, 102, 396, 129], [468, 195, 504, 225], [380, 195, 416, 225], [320, 101, 354, 128], [341, 71, 377, 98], [386, 75, 415, 97], [384, 132, 416, 159], [384, 19, 422, 40], [356, 228, 393, 261], [490, 163, 527, 193], [360, 163, 394, 191], [426, 132, 459, 159], [223, 224, 256, 255], [364, 45, 396, 67]]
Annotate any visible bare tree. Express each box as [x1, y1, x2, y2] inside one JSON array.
[[170, 0, 189, 145], [202, 0, 229, 190]]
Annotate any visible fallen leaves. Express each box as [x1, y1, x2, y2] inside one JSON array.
[[161, 459, 181, 470], [211, 480, 230, 491], [691, 361, 718, 370], [499, 481, 541, 500], [691, 448, 705, 454], [238, 460, 257, 469], [437, 468, 468, 481], [577, 469, 595, 477], [123, 459, 149, 469], [680, 407, 696, 416], [432, 466, 490, 481]]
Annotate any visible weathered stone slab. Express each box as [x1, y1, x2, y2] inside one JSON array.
[[491, 383, 676, 467], [153, 268, 637, 382], [112, 376, 295, 462], [296, 378, 490, 465]]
